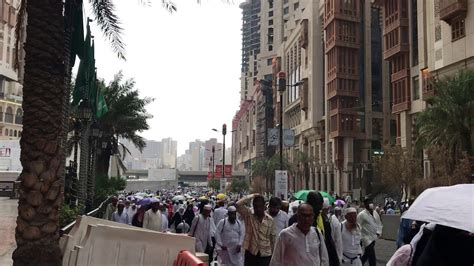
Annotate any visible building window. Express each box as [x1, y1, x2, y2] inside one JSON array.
[[269, 19, 273, 26], [267, 58, 272, 66], [451, 17, 465, 41], [269, 45, 273, 51], [269, 11, 273, 17], [412, 76, 420, 100], [294, 2, 299, 10], [283, 7, 289, 15], [268, 0, 273, 9]]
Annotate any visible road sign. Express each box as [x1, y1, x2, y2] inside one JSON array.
[[268, 128, 279, 146], [275, 170, 288, 200], [283, 129, 295, 147], [220, 178, 226, 192]]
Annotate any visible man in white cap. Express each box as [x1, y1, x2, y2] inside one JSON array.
[[341, 207, 362, 266], [322, 198, 343, 264], [357, 197, 382, 266], [189, 204, 213, 256], [143, 199, 164, 232], [215, 206, 245, 266]]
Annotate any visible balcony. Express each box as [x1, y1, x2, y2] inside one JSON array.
[[392, 101, 410, 113], [440, 0, 467, 23], [383, 43, 409, 60], [391, 69, 410, 82]]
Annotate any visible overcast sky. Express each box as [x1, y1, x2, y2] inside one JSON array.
[[86, 0, 244, 155]]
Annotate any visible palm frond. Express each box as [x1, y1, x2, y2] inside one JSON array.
[[162, 0, 177, 12], [89, 0, 126, 60]]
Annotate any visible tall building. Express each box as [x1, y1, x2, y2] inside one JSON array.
[[160, 137, 177, 169], [376, 0, 474, 179], [0, 0, 22, 140], [203, 138, 223, 171], [240, 0, 261, 101]]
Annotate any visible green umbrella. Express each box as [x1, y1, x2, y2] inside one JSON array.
[[294, 190, 335, 205]]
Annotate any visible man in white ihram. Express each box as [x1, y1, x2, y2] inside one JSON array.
[[215, 206, 245, 266], [270, 203, 329, 266]]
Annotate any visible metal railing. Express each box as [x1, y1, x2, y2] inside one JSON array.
[[60, 196, 112, 235]]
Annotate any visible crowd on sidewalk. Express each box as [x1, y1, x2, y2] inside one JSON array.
[[101, 187, 473, 266]]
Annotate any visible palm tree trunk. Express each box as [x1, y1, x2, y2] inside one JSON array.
[[13, 1, 66, 265], [96, 148, 111, 179]]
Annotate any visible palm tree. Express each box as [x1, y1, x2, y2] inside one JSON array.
[[13, 2, 66, 265], [95, 72, 153, 179], [417, 69, 474, 160], [14, 1, 227, 264]]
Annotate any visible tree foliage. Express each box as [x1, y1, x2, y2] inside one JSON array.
[[96, 71, 153, 177], [208, 179, 220, 191], [374, 146, 423, 199], [229, 178, 249, 193], [94, 175, 126, 204], [417, 69, 474, 157]]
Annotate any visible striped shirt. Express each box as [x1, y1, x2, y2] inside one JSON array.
[[236, 195, 276, 257]]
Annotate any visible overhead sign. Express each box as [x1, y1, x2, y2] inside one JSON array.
[[215, 165, 223, 178], [224, 165, 232, 178], [275, 170, 288, 200], [283, 129, 295, 147], [268, 128, 279, 146]]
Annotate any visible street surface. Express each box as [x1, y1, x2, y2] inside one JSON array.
[[0, 197, 16, 266], [376, 239, 396, 265]]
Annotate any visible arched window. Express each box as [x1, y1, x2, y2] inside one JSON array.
[[14, 130, 17, 137], [4, 129, 8, 136], [18, 131, 21, 137], [9, 129, 13, 136], [5, 107, 13, 123], [15, 108, 23, 124]]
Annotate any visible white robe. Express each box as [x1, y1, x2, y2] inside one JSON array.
[[341, 221, 363, 266], [112, 211, 129, 224], [328, 213, 343, 262], [215, 218, 245, 266], [270, 224, 329, 266], [272, 210, 289, 236], [143, 210, 163, 232], [189, 214, 212, 252]]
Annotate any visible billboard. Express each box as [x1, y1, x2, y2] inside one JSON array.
[[275, 170, 288, 200]]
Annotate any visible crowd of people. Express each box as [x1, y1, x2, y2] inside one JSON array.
[[101, 187, 472, 266]]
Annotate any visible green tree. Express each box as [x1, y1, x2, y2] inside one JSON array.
[[14, 1, 228, 264], [251, 155, 291, 193], [95, 72, 153, 178], [373, 146, 423, 200], [208, 179, 220, 191], [229, 178, 249, 193], [417, 69, 474, 159]]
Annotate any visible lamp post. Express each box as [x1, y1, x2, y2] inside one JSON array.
[[277, 72, 286, 170]]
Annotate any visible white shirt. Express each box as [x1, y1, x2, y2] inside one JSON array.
[[214, 207, 228, 226], [162, 213, 169, 231], [270, 224, 329, 266], [112, 211, 129, 224], [341, 221, 363, 255], [125, 206, 137, 221], [271, 210, 289, 236], [189, 214, 212, 252], [215, 218, 245, 266], [328, 214, 343, 262], [143, 209, 164, 232], [357, 209, 383, 247]]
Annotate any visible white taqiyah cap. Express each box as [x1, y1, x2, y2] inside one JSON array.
[[204, 204, 212, 210], [345, 207, 357, 215], [228, 206, 237, 212]]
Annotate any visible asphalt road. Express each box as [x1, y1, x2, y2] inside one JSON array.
[[375, 238, 397, 265]]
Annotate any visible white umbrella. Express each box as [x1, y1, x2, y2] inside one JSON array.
[[172, 195, 186, 202], [402, 184, 474, 233]]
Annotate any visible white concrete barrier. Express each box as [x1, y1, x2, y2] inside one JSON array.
[[75, 224, 195, 266]]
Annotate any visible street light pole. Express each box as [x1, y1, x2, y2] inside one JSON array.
[[277, 72, 286, 170], [222, 124, 226, 179]]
